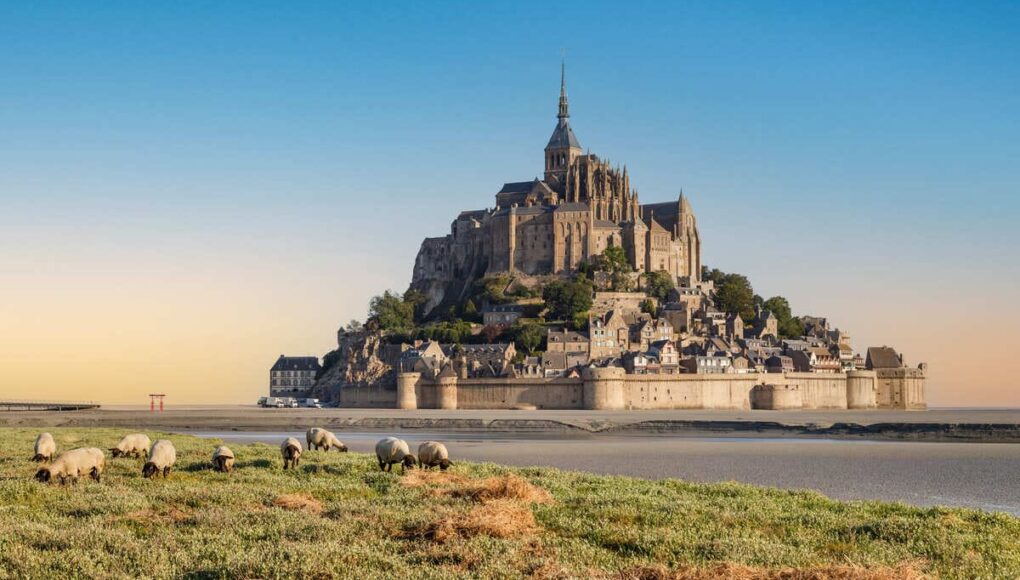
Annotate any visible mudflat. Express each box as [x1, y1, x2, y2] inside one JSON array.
[[3, 405, 1020, 441]]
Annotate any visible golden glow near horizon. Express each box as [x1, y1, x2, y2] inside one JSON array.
[[1, 255, 1017, 407]]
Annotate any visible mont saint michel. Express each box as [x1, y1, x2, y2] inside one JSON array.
[[308, 69, 928, 412], [411, 66, 701, 317]]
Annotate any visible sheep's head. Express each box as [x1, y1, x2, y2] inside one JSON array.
[[142, 462, 158, 478], [438, 458, 452, 471], [337, 444, 349, 453], [110, 448, 123, 458], [402, 454, 417, 469], [34, 468, 51, 483]]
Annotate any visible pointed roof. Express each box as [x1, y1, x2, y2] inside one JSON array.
[[546, 62, 581, 150]]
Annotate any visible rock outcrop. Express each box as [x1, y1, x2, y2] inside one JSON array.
[[312, 330, 402, 402]]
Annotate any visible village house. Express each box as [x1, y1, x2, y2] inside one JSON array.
[[481, 304, 523, 328], [269, 355, 321, 398]]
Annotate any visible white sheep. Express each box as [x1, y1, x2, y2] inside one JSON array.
[[34, 447, 105, 484], [375, 437, 416, 473], [417, 441, 453, 471], [110, 433, 152, 459], [281, 437, 302, 470], [211, 446, 235, 473], [32, 432, 56, 462], [306, 428, 348, 452], [143, 440, 177, 479]]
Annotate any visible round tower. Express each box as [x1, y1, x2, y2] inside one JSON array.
[[582, 366, 626, 410], [436, 365, 458, 410], [396, 372, 420, 410]]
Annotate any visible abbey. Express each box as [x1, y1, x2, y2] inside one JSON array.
[[411, 67, 701, 316]]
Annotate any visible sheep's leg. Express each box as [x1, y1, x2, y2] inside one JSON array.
[[163, 467, 171, 478]]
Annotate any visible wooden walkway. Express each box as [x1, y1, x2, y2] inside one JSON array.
[[0, 400, 100, 411]]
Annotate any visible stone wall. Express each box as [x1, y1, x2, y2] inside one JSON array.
[[359, 367, 926, 411]]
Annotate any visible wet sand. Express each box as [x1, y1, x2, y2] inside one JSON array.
[[5, 406, 1020, 442], [185, 429, 1020, 515]]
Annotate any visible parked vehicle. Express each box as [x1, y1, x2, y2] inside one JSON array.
[[300, 398, 322, 409]]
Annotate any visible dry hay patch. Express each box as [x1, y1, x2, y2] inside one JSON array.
[[408, 473, 552, 504], [271, 493, 323, 515], [610, 562, 929, 580], [404, 500, 540, 543], [401, 469, 471, 489]]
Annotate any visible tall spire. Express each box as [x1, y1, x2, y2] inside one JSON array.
[[558, 59, 569, 120]]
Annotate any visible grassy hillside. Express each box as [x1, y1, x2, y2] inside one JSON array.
[[0, 429, 1017, 579]]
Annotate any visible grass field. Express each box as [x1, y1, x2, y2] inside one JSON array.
[[0, 429, 1017, 579]]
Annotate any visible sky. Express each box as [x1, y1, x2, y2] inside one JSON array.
[[1, 1, 1018, 406]]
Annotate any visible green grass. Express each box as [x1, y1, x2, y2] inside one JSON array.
[[0, 428, 1017, 579]]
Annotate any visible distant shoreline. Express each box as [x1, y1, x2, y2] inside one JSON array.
[[3, 406, 1020, 443]]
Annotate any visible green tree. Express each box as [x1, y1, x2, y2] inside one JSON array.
[[611, 271, 634, 292], [462, 299, 479, 322], [543, 277, 594, 321], [645, 270, 675, 301], [640, 298, 657, 316], [602, 246, 630, 273], [762, 295, 804, 338], [715, 273, 756, 322], [512, 321, 544, 354], [368, 290, 416, 334]]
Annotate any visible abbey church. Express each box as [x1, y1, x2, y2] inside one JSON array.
[[411, 67, 702, 316]]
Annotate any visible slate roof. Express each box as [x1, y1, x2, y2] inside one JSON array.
[[546, 118, 581, 149], [271, 356, 321, 372], [593, 219, 620, 229], [866, 346, 902, 369], [498, 181, 536, 194]]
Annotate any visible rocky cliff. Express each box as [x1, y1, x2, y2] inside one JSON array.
[[312, 330, 401, 402]]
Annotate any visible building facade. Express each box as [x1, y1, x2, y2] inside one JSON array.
[[410, 66, 702, 317], [270, 355, 321, 398]]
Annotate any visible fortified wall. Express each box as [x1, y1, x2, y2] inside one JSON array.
[[382, 368, 926, 411]]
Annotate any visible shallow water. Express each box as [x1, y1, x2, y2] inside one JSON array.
[[179, 429, 1020, 515]]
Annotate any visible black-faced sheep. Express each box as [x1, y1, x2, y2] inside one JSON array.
[[32, 432, 56, 462], [375, 437, 416, 473], [34, 447, 105, 484], [142, 440, 177, 479], [110, 433, 152, 459], [306, 428, 348, 452], [281, 437, 302, 470], [417, 441, 453, 471], [211, 446, 235, 473]]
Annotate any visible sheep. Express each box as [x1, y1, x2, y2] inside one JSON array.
[[210, 445, 235, 472], [34, 447, 105, 484], [306, 428, 348, 453], [417, 441, 453, 471], [142, 440, 177, 479], [32, 432, 56, 462], [375, 437, 416, 473], [281, 437, 302, 470], [110, 433, 152, 459]]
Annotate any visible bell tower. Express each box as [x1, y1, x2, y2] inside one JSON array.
[[544, 62, 582, 193]]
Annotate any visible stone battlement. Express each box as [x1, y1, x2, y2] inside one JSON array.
[[388, 368, 925, 411]]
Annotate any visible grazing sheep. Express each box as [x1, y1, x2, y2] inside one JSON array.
[[110, 433, 152, 459], [211, 446, 235, 473], [281, 437, 302, 470], [32, 432, 56, 462], [375, 437, 416, 473], [417, 441, 453, 471], [34, 447, 105, 484], [142, 440, 177, 479], [306, 428, 348, 453]]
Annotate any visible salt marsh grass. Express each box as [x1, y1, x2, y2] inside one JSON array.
[[0, 428, 1017, 578]]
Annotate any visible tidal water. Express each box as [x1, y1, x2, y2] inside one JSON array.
[[179, 429, 1020, 515]]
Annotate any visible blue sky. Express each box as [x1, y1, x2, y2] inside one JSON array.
[[1, 1, 1018, 404]]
